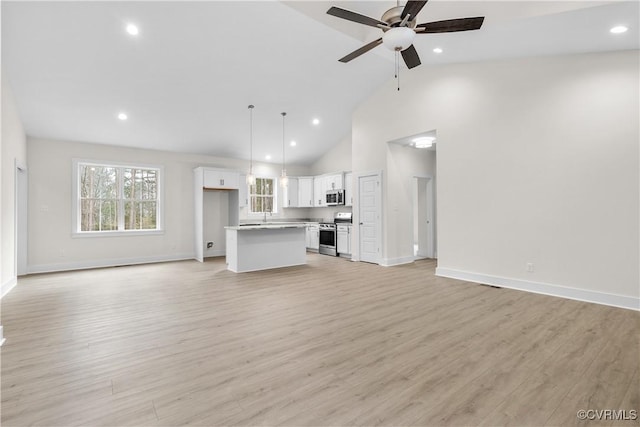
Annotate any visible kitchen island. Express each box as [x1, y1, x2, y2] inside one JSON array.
[[225, 224, 307, 273]]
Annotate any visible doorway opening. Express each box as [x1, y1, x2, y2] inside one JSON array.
[[413, 175, 436, 259]]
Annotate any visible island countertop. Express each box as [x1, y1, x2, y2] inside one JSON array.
[[225, 223, 309, 231]]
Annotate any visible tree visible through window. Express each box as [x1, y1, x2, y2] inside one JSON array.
[[250, 177, 276, 213], [78, 163, 160, 232]]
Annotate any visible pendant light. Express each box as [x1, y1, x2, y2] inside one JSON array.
[[280, 112, 288, 188], [246, 105, 256, 186]]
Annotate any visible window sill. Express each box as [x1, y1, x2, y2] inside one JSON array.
[[72, 229, 165, 238]]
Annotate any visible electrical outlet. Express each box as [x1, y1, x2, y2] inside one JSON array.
[[526, 262, 534, 272], [207, 242, 213, 249]]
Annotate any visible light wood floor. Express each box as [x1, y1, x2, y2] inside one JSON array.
[[1, 254, 638, 426]]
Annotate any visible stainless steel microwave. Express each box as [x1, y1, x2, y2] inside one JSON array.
[[326, 189, 345, 206]]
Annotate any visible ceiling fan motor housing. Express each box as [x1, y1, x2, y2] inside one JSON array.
[[381, 6, 417, 29]]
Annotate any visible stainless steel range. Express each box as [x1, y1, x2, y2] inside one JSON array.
[[318, 222, 337, 256], [319, 212, 352, 256]]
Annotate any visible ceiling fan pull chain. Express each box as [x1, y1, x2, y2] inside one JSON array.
[[396, 51, 401, 91], [394, 51, 398, 79]]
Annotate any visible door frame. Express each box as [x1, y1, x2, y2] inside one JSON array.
[[412, 174, 436, 259], [353, 170, 382, 264], [15, 161, 28, 276]]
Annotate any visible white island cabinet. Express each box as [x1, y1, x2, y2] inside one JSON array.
[[225, 224, 307, 273]]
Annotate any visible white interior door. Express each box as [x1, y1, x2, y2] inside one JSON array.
[[358, 174, 380, 264]]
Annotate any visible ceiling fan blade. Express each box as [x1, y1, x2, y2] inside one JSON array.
[[416, 17, 485, 33], [327, 6, 388, 29], [401, 1, 428, 20], [401, 45, 421, 69], [339, 38, 383, 63]]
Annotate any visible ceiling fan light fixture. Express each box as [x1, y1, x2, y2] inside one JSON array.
[[382, 27, 416, 51]]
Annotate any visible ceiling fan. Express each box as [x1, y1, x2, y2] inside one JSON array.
[[327, 1, 485, 69]]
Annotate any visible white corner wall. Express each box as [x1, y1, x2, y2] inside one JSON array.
[[310, 134, 352, 175], [1, 73, 27, 296], [352, 50, 639, 309], [26, 137, 311, 273]]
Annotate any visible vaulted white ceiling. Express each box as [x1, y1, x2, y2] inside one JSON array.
[[2, 1, 638, 165]]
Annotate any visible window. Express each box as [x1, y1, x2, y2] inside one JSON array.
[[249, 177, 277, 213], [75, 161, 162, 234]]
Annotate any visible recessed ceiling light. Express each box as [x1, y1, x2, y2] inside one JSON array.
[[118, 112, 128, 121], [610, 25, 628, 34], [433, 47, 443, 54], [312, 118, 320, 126], [290, 140, 297, 147], [265, 154, 271, 160], [412, 136, 435, 148], [126, 23, 139, 36]]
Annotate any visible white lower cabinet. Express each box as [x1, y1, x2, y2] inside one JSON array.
[[337, 224, 351, 256], [306, 224, 319, 251]]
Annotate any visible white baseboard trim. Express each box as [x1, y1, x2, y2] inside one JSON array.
[[380, 256, 415, 267], [436, 267, 639, 312], [1, 277, 17, 298], [27, 253, 197, 275]]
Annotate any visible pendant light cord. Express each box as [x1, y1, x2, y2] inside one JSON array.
[[281, 112, 286, 173], [248, 105, 254, 175]]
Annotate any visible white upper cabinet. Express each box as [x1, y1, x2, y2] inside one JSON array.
[[284, 177, 299, 208], [238, 174, 248, 207], [203, 169, 239, 189], [278, 172, 352, 208], [297, 177, 313, 207], [344, 172, 353, 206], [325, 173, 343, 191], [313, 176, 325, 207]]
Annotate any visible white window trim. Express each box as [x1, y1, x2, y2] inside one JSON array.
[[71, 159, 165, 237], [248, 176, 279, 216]]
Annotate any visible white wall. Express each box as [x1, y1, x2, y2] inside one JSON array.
[[1, 73, 27, 296], [352, 50, 639, 309], [27, 137, 311, 273], [306, 134, 354, 222], [310, 134, 352, 175]]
